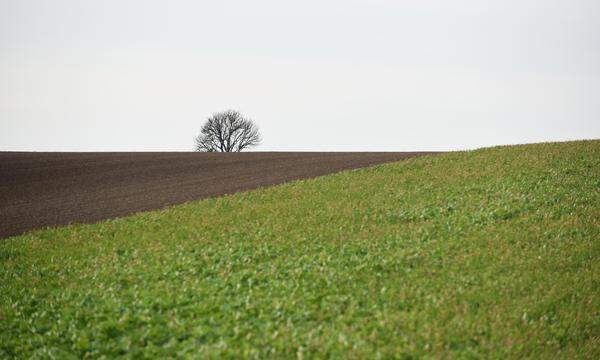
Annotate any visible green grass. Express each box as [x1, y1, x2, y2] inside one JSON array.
[[1, 141, 599, 358]]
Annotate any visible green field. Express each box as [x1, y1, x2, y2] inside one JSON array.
[[1, 141, 599, 358]]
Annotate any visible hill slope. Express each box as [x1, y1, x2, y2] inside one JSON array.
[[1, 141, 598, 358]]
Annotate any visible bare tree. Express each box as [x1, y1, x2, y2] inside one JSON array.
[[195, 110, 261, 152]]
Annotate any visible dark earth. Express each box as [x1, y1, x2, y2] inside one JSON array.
[[0, 152, 435, 239]]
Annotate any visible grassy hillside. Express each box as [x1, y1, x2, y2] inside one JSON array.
[[1, 141, 598, 358]]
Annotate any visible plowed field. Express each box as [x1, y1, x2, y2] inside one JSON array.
[[0, 152, 433, 238]]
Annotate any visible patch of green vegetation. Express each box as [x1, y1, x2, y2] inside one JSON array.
[[1, 141, 599, 358]]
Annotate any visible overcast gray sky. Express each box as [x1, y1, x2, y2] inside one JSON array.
[[1, 0, 599, 151]]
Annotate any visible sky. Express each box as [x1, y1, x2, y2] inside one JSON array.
[[1, 0, 599, 152]]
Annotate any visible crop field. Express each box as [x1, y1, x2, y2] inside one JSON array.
[[1, 141, 598, 358]]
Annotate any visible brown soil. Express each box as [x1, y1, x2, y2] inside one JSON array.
[[0, 151, 435, 239]]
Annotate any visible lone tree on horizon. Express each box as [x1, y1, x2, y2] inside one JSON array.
[[195, 110, 261, 152]]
